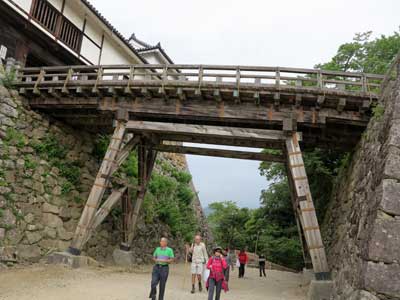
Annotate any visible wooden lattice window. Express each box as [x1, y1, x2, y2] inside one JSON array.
[[30, 0, 83, 53]]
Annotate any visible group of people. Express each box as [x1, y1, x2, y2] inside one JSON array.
[[149, 235, 267, 300]]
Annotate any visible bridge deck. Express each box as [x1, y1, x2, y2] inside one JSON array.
[[16, 64, 385, 149]]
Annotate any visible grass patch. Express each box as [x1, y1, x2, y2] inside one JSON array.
[[4, 128, 25, 148]]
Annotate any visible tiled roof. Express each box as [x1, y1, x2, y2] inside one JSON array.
[[135, 43, 175, 64], [129, 33, 153, 49], [80, 0, 148, 64]]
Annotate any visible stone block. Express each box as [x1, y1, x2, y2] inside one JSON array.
[[39, 239, 58, 250], [6, 228, 24, 244], [384, 152, 400, 180], [380, 179, 400, 216], [16, 244, 41, 262], [24, 213, 35, 224], [25, 231, 42, 244], [32, 181, 45, 195], [367, 218, 400, 263], [42, 203, 59, 214], [56, 226, 73, 241], [302, 268, 316, 285], [112, 248, 135, 266], [42, 213, 63, 228], [57, 240, 70, 251], [363, 261, 400, 298], [307, 280, 333, 300], [47, 252, 86, 268], [59, 207, 72, 220], [47, 252, 98, 269], [0, 103, 18, 118], [0, 209, 16, 226], [358, 290, 380, 300]]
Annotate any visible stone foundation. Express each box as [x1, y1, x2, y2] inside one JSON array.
[[0, 86, 207, 266], [322, 76, 400, 299]]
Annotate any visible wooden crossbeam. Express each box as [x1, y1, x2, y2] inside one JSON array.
[[151, 144, 285, 162], [125, 121, 292, 143]]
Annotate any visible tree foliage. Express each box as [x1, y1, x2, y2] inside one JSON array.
[[316, 30, 400, 74]]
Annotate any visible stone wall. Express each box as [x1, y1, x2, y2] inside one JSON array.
[[322, 76, 400, 299], [0, 86, 207, 266]]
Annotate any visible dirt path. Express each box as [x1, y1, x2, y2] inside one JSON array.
[[0, 264, 308, 300]]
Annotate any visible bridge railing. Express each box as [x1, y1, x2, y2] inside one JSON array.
[[16, 64, 384, 96]]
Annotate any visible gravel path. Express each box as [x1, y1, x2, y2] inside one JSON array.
[[0, 264, 307, 300]]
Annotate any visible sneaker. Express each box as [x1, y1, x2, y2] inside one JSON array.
[[199, 283, 203, 292], [191, 286, 195, 294]]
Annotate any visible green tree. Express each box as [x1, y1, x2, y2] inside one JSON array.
[[317, 30, 400, 74]]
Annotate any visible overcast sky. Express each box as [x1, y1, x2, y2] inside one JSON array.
[[91, 0, 399, 208]]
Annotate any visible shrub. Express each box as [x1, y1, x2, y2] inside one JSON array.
[[0, 65, 16, 89]]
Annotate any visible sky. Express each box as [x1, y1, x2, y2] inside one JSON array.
[[91, 0, 399, 208]]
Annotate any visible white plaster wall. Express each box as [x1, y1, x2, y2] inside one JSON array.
[[100, 36, 133, 65], [140, 53, 161, 64], [13, 0, 32, 12], [83, 20, 103, 45], [63, 0, 85, 29], [47, 0, 63, 11], [80, 36, 100, 65]]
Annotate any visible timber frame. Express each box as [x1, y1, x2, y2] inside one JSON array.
[[66, 114, 330, 279], [13, 62, 387, 279]]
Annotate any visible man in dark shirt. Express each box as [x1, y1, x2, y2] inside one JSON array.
[[259, 254, 266, 277]]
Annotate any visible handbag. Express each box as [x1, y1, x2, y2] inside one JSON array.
[[203, 268, 210, 283], [235, 259, 240, 268]]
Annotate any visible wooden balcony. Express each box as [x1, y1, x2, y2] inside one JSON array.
[[30, 0, 83, 53]]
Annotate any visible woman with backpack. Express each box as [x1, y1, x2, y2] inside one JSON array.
[[206, 246, 228, 300]]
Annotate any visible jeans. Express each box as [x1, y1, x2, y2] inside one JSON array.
[[239, 264, 245, 278], [149, 265, 169, 300], [259, 263, 266, 277], [208, 278, 222, 300]]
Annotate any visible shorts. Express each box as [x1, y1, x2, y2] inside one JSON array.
[[191, 262, 204, 275]]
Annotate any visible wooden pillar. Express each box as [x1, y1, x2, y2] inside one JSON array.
[[286, 163, 311, 268], [285, 132, 330, 280], [69, 120, 126, 255], [120, 189, 132, 251], [126, 141, 157, 247]]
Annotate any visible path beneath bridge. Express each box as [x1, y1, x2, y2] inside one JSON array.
[[0, 264, 307, 300]]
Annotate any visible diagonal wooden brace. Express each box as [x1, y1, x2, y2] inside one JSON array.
[[84, 186, 128, 245], [69, 121, 126, 254], [285, 132, 330, 280]]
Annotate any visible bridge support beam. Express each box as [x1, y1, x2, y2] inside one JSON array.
[[68, 119, 127, 255], [285, 132, 330, 280], [125, 141, 157, 248]]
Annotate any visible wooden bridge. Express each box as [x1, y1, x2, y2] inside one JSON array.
[[14, 63, 387, 280]]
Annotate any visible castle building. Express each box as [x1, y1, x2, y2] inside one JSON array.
[[0, 0, 172, 66]]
